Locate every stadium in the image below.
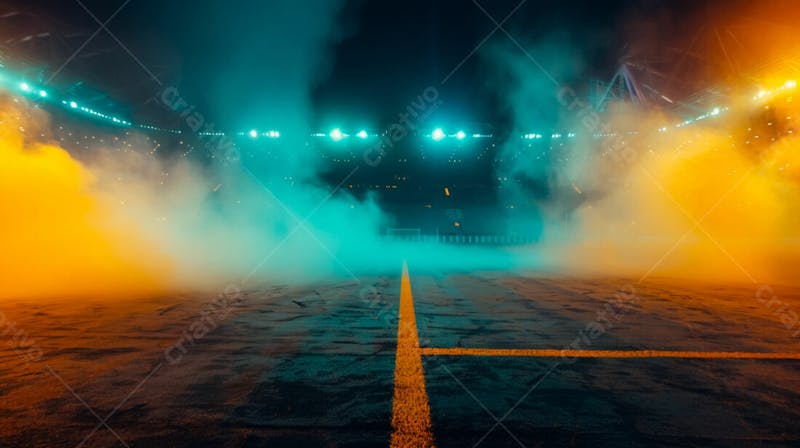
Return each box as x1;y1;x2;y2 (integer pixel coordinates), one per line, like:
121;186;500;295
2;0;800;447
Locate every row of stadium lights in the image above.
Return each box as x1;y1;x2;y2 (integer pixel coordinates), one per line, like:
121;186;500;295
522;132;577;140
10;76;509;142
60;99;132;126
247;128;492;141
239;104;735;141
17;83;503;140
235;101;747;142
12;77;726;141
753;80;796;101
18;82;48;98
8;71;794;141
654;79;795;132
13;79;133;127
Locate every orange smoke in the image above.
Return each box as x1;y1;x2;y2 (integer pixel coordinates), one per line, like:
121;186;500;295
555;75;800;285
0;96;170;299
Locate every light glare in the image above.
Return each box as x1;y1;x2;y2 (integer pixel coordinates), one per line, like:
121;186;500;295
330;128;344;141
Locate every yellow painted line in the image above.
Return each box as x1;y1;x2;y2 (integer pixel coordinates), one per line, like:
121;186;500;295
390;262;435;448
420;347;800;360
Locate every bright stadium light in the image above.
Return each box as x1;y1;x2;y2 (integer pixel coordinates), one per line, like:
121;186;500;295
249;129;258;138
69;101;78;108
356;130;368;139
455;130;466;140
38;90;47;98
330;128;344;141
19;82;30;92
268;130;280;138
786;80;797;89
431;128;445;141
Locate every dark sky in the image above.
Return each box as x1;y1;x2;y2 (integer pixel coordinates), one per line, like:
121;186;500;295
1;0;793;129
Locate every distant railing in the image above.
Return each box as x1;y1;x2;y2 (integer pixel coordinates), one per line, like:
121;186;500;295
384;228;535;245
386;228;422;241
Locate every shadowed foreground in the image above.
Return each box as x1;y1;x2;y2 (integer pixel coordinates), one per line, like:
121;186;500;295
1;270;799;447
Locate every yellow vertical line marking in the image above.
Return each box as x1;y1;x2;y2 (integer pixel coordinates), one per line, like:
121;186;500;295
390;262;435;448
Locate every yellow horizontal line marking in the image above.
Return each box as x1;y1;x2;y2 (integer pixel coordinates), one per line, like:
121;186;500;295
419;348;800;360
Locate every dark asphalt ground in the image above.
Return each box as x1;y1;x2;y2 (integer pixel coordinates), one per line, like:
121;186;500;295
1;268;800;447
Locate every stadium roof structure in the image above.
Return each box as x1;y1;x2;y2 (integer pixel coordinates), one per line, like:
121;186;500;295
2;1;800;142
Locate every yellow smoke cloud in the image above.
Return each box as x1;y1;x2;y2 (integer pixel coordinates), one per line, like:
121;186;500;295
0;96;170;299
555;77;800;285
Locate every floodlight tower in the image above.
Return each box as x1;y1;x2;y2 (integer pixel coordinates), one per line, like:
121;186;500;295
592;63;649;111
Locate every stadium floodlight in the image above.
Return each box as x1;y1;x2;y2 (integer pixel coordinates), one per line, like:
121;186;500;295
455;130;466;140
710;107;721;116
786;80;797;89
19;82;30;92
69;101;78;108
267;130;280;138
330;128;344;141
38;90;47;98
356;130;368;139
249;129;258;138
431;128;445;141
